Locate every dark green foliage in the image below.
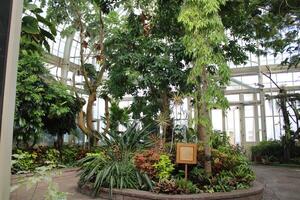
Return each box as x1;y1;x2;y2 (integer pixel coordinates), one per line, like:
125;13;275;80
251;140;283;163
22;0;56;52
175;178;200;194
78;123;154;195
174;125;198;143
211;130;231;149
100;122;154;154
78;154;152;196
15;59;80;148
61;146;80;166
188;144;255;193
43;82;81;150
15;1;79;148
108;101;130;131
14;51;47;148
220;0;300;68
105;5;189;128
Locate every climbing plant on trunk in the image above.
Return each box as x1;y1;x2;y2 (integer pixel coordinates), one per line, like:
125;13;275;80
178;0;230;174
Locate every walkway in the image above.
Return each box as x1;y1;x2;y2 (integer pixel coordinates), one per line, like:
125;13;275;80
254;165;300;200
10;165;300;200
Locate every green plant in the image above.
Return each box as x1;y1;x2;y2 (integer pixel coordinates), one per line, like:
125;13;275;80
190;167;210;186
189;142;255;193
78;122;154;196
61;145;79;166
11;150;37;173
251;140;283;163
100;122;154;155
176;178;200;194
153;179;181;194
153;154;174;180
211;130;230;149
78;153;152;196
44;149;60;166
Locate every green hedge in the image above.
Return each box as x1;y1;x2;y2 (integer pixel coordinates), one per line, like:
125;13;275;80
251;140;283;163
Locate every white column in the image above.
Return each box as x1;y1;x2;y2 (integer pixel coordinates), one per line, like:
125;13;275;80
257;45;267;141
222;109;226;132
0;1;23;199
253;93;260;143
239;94;246;146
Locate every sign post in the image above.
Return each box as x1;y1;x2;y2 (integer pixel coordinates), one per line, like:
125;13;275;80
176;143;197;180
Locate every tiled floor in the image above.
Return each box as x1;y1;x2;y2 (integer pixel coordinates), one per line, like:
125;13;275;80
10;165;300;200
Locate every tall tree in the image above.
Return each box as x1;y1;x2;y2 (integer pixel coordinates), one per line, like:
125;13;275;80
47;0;117;146
106;0;190;143
179;0;230;174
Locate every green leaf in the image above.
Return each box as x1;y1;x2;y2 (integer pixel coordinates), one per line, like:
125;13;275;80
22;16;40;34
40;28;55;41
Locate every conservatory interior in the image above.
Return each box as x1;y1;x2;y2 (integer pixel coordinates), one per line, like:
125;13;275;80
0;0;300;200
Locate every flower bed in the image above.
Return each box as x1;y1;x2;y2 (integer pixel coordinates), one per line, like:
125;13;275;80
77;126;258;197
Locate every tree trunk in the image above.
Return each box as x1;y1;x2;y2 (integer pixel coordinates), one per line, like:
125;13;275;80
279;89;291;162
161;91;172;142
77;111;89;135
198;67;212;175
86;90;98;146
86;91;96;132
57;133;64;161
77;90;98;148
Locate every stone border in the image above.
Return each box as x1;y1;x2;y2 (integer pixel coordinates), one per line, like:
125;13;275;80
78;181;264;200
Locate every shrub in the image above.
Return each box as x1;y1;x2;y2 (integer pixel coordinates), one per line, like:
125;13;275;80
251;140;283;163
191;143;255;193
197;145;235;174
61;146;77;166
11;150;37;173
78;122;154;196
153;154;174;180
153;179;181;194
134;149;160;179
175;178;200;194
78;153;152;196
33;146;60;166
44;149;60;166
12;145;83;174
211;130;230;149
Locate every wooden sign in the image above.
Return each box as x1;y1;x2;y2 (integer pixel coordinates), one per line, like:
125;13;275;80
176;143;197;164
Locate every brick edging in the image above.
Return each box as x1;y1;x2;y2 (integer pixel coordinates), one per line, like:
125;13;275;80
78;181;264;200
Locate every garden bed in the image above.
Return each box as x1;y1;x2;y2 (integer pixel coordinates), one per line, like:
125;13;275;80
78;181;264;200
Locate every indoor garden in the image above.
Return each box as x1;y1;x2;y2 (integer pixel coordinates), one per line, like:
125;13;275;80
3;0;300;200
